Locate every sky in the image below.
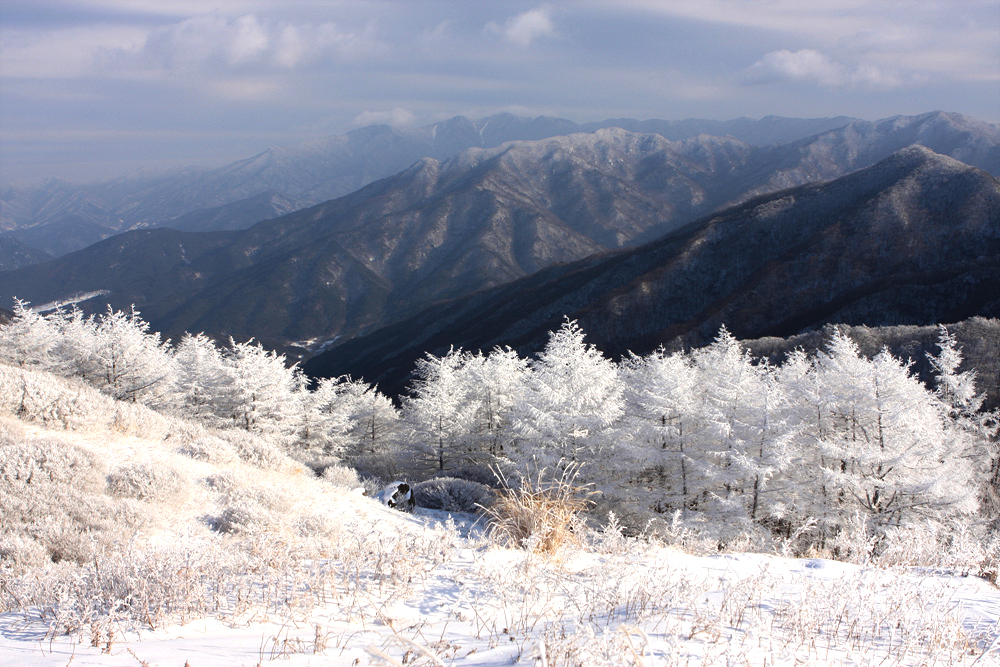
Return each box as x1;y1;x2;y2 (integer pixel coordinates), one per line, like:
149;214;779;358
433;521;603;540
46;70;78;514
1;0;998;184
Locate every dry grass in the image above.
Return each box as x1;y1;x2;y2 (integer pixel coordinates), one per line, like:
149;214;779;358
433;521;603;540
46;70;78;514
484;463;594;554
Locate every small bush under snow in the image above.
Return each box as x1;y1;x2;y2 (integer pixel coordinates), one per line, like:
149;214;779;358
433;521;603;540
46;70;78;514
229;431;288;469
412;477;495;513
321;463;361;489
106;461;183;501
178;435;236;462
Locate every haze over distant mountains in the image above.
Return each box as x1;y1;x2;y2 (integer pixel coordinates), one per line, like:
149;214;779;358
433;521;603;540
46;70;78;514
305;146;1000;392
1;113;856;257
0;110;996;381
3;110;995;258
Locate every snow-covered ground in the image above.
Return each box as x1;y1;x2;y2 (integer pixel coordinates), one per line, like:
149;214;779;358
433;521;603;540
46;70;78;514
1;505;997;666
0;364;997;666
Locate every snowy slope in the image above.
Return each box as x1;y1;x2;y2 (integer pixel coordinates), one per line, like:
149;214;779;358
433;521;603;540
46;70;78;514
0;365;997;666
1;531;997;666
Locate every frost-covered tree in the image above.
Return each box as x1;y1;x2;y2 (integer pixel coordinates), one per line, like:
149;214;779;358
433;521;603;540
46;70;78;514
927;326;1000;521
811;332;977;537
770;348;832;536
403;347;529;475
334;379;404;479
404;349;480;474
927;325;983;415
0;300;60;370
87;306;176;404
221;338;300;440
688;327;792;528
620;348;703;515
291;376;353;456
508;320;624;470
463;347;529;458
727;360;793;524
48;307;101;381
171;333;230;425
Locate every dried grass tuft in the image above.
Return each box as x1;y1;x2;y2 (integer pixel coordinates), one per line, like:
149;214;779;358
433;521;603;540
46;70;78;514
484;463;593;554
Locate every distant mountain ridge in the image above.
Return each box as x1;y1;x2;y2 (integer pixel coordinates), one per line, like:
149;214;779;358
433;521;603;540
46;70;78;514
1;120;997;359
303;146;1000;394
3;111;996;260
0;113;865;256
0;128;778;345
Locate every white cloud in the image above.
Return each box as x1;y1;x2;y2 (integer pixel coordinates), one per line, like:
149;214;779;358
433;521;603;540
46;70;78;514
742;49;902;89
81;13;387;75
486;6;556;49
743;49;846;87
0;25;147;78
351;108;416;128
604;1;924;43
227;15;269;65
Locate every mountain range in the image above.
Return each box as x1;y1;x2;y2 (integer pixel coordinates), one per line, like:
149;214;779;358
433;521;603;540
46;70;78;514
4;110;994;257
0;111;996;386
303;146;1000;393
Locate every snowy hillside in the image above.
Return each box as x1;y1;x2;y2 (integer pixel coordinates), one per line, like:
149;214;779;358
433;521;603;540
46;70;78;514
0;308;998;665
0;376;996;666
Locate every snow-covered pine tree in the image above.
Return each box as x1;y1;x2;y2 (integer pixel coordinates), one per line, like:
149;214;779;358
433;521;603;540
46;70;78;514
927;325;1000;524
48;306;101;382
771;347;832;540
460;348;529;461
620;348;703;516
687;327;760;526
812;331;977;539
221;338;300;441
508;320;624;473
335;378;404;479
727;358;794;525
87;306;175;405
171;332;231;426
292;376;353;457
403;348;481;475
0;300;60;370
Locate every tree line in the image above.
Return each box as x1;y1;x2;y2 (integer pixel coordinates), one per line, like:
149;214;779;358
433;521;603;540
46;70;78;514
1;300;995;553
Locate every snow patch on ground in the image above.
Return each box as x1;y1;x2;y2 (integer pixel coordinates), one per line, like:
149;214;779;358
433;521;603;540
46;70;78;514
2;523;997;666
32;290;111;312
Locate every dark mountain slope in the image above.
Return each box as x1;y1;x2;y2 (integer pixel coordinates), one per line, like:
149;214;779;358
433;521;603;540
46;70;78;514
0;237;52;272
4;111;994;258
0;228;238;315
305;147;1000;394
0;130;768;345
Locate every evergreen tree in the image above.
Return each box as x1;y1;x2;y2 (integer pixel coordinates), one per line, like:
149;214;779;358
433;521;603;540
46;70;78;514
404;348;480;474
171;332;231;426
813;331;977;537
88;306;175;404
620;348;702;515
0;300;59;371
508;320;624;471
222;338;300;440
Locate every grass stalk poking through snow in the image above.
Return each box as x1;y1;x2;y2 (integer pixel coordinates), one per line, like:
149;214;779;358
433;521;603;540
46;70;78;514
484;462;594;555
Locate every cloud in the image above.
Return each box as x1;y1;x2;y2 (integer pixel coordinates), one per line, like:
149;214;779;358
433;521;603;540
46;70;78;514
486;6;556;49
227;15;269;64
96;13;385;74
0;25;147;78
742;49;902;89
351;108;416;128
